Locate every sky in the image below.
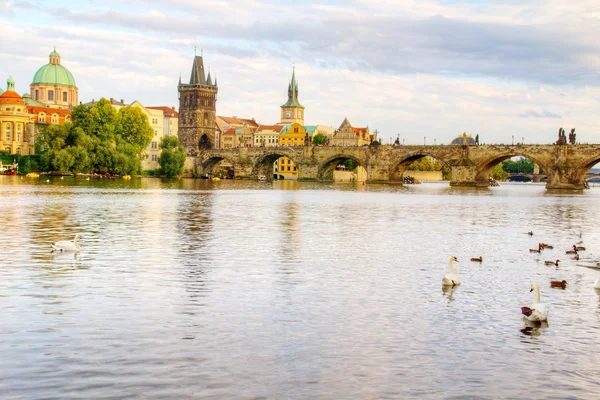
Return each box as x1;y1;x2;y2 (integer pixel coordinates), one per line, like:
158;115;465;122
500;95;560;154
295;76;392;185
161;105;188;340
1;0;600;145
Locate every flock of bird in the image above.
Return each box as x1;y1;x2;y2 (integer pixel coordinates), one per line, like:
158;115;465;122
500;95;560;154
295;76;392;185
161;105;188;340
442;230;600;324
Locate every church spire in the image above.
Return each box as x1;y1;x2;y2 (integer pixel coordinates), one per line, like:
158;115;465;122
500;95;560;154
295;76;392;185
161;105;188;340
281;65;304;109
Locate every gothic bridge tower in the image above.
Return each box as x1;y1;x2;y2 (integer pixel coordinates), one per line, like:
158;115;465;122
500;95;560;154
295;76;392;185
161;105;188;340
178;52;218;154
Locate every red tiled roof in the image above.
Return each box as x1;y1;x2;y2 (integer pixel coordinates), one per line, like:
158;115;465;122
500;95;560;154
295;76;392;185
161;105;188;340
0;91;24;105
147;106;179;118
218;116;259;128
352;127;368;138
27;106;71;116
223;127;236;135
256;125;284;133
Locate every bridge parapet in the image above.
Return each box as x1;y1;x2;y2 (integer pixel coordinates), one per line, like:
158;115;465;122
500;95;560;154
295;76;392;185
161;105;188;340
192;144;600;190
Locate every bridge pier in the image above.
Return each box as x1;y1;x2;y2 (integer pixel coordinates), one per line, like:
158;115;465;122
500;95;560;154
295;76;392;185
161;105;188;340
448;164;487;187
367;164;390;183
545;169;586;190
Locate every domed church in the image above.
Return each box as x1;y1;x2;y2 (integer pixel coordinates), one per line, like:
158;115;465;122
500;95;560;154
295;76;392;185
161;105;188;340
30;48;78;109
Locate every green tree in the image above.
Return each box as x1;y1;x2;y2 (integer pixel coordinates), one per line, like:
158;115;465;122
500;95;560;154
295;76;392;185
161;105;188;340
312;133;327;145
158;135;186;177
116;106;153;149
36;98;154;175
343;158;359;171
491;163;509;181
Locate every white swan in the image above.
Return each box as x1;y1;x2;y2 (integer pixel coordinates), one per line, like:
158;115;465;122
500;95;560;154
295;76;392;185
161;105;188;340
521;282;548;322
442;256;460;286
51;234;81;253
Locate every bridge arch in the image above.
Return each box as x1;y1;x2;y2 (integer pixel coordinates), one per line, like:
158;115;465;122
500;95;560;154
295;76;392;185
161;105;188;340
572;154;600;185
318;153;367;182
254;150;302;181
475;152;550;185
389;152;451;183
199;155;236;177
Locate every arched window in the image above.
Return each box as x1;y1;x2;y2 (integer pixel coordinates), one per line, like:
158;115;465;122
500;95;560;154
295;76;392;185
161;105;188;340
16;148;21;155
39;113;46;123
5;147;10;153
5;123;12;141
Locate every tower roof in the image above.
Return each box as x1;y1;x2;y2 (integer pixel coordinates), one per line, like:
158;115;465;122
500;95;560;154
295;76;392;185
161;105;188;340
281;66;304;109
189;55;206;85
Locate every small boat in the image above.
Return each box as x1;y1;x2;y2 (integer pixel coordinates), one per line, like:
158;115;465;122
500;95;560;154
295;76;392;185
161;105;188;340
122;175;132;180
211;177;221;182
258;175;267;181
26;172;40;178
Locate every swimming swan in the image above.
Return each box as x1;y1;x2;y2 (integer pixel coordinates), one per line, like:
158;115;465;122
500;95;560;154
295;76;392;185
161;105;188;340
521;282;548;322
51;234;81;253
442;256;460;286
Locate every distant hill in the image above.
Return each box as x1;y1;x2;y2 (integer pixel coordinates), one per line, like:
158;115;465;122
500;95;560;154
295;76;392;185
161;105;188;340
589;168;600;175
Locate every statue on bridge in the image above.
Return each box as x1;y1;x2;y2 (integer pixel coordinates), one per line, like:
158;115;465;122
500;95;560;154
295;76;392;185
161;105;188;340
568;128;576;144
475;134;479;145
556;127;567;145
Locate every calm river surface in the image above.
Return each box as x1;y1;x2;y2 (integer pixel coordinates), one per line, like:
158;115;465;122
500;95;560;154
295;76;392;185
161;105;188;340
1;176;600;399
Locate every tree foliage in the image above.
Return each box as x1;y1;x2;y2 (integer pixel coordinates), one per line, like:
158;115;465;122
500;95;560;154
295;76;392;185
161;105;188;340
36;98;153;175
491;163;510;181
312;133;327;145
158;135;186;178
502;158;536;174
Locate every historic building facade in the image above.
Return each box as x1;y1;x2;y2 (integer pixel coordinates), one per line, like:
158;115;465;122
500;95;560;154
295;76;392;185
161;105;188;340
332;117;373;146
178;54;218;154
0;77;35;155
148;106;179;138
30;49;78;109
254;125;284;147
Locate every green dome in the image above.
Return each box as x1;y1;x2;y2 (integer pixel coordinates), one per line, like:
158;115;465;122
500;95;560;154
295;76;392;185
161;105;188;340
32;63;76;87
50;49;60;57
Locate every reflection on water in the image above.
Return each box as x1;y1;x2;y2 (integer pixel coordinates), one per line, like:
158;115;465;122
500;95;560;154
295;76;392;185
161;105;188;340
2;178;600;398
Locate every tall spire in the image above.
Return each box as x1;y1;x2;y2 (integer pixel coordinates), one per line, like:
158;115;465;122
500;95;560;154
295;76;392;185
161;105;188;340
281;65;304;109
206;67;213;86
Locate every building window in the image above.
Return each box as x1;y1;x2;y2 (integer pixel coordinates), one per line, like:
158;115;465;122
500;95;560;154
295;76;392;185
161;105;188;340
16;148;21;155
39;114;46;123
151;141;157;149
5;124;11;141
35;90;39;100
48;91;54;101
63;92;68;102
154;129;158;136
151;154;157;161
5;147;10;153
17;133;20;142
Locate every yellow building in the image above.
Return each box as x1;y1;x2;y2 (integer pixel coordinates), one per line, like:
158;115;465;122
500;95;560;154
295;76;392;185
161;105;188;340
275;123;308;179
30;48;78;109
0;77;35;155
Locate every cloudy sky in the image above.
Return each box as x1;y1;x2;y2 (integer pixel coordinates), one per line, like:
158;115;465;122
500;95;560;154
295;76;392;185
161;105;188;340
1;0;599;145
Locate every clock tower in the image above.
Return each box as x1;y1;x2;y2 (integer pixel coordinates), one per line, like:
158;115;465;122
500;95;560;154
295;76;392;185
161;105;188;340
280;67;304;125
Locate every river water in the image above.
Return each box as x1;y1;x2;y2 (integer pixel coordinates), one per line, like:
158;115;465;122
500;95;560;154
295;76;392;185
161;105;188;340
1;176;600;399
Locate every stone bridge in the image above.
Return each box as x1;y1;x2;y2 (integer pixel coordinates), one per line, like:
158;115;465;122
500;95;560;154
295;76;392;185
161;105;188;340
190;144;600;190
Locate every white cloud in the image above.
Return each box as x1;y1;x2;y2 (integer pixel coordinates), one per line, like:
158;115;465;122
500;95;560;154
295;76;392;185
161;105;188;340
1;0;600;145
